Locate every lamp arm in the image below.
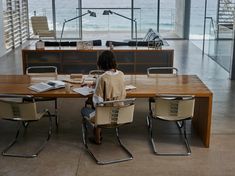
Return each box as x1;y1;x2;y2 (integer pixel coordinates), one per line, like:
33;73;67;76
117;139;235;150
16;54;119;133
59;12;89;49
112;11;134;21
110;11;137;45
111;11;137;49
65;12;89;23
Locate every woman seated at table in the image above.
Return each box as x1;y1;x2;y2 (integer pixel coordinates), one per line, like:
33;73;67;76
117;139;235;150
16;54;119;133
81;50;126;144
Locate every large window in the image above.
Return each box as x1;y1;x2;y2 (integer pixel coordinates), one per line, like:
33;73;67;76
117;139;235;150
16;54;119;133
3;0;28;49
27;0;184;41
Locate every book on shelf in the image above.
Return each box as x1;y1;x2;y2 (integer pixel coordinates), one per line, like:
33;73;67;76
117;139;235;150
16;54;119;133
29;80;66;92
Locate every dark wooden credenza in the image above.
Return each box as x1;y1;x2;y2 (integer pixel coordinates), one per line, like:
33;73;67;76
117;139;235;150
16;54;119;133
22;46;174;74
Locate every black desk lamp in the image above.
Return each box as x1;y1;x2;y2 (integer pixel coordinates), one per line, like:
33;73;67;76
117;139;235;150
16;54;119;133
59;10;96;49
103;10;137;49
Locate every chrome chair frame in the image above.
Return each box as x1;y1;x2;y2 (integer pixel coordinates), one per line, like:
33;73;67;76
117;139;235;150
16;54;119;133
147;95;195;156
0;94;52;158
82;98;135;165
26;66;59;130
88;70;105;76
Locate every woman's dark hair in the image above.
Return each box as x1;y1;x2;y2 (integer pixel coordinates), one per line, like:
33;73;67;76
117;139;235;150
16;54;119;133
97;50;117;71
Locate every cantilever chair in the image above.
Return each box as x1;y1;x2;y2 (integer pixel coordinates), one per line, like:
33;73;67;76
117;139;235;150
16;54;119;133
0;94;52;158
31;16;56;38
84;70;105;108
147;67;179;124
26;66;59;129
147;95;195;156
82;98;135;165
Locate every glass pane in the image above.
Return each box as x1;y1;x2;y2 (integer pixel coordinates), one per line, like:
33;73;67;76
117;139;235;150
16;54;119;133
56;0;80;39
82;0;132;41
204;0;235;72
159;0;178;38
134;0;180;39
28;0;53;37
134;0;158;39
189;0;217;50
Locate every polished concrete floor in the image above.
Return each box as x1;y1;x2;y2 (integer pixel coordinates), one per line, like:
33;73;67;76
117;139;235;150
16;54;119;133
0;40;235;176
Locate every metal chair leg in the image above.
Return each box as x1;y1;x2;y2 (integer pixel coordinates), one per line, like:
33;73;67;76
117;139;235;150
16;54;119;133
146;115;151;128
2;122;22;156
149;118;191;156
82;120;100;163
183;121;191;154
82;120;133;165
2;111;52;158
176;121;183;129
147;99;154;128
54;99;59;130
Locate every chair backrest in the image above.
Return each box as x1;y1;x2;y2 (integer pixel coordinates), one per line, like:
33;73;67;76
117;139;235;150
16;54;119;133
0;95;39;121
147;67;178;76
95;99;135;126
26;66;58;77
154;95;195;121
31;16;50;34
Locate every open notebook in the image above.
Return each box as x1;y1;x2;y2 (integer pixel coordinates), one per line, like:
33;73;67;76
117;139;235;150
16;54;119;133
29;80;66;92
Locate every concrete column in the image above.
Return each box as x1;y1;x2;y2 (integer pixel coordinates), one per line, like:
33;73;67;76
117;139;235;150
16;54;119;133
0;0;6;57
175;0;191;39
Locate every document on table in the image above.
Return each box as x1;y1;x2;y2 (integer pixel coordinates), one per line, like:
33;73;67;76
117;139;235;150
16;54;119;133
73;86;94;96
125;85;136;90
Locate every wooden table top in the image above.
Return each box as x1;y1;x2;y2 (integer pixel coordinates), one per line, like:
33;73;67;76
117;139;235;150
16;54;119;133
0;74;212;98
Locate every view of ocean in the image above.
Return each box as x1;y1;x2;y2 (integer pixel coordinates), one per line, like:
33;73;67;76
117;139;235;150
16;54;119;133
28;0;217;39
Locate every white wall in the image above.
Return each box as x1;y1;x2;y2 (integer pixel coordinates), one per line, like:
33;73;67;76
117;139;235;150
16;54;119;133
0;0;6;57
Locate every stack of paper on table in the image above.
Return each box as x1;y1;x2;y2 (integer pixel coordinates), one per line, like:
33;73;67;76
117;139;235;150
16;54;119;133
63;74;84;84
73;86;94;96
83;76;96;84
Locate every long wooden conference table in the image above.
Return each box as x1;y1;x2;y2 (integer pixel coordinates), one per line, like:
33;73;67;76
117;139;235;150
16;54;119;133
0;74;213;148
